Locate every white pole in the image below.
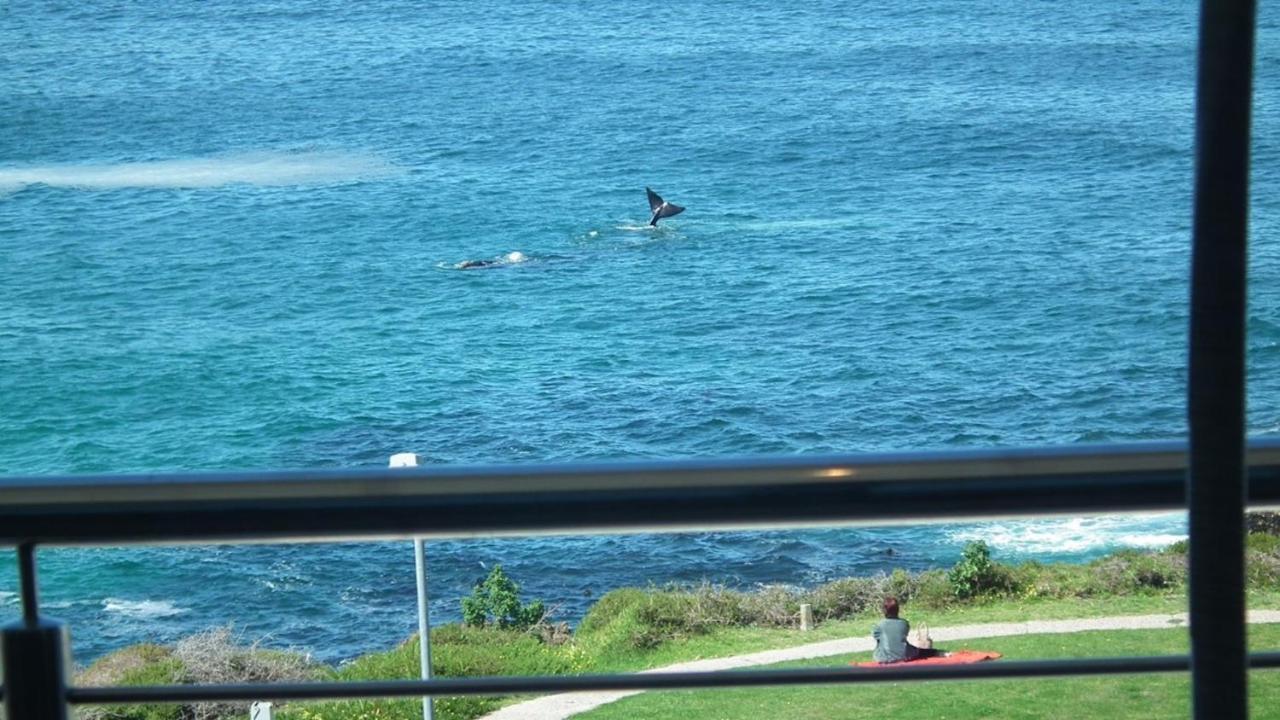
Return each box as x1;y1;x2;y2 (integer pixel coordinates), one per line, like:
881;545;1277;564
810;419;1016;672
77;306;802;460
391;453;433;720
414;537;434;720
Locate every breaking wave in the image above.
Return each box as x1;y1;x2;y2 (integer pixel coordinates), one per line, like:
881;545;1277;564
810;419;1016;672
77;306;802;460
102;598;189;619
947;514;1187;557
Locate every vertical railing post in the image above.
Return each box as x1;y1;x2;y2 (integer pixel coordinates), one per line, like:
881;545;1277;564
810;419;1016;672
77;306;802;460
2;543;71;720
414;538;435;720
391;452;434;720
1188;0;1257;717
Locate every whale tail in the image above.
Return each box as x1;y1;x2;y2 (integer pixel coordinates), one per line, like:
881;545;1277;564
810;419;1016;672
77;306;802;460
646;187;684;226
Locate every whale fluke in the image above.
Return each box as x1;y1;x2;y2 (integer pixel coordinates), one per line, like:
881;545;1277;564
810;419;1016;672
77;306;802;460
646;187;684;226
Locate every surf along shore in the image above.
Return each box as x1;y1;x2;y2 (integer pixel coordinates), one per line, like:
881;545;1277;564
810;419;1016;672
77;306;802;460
74;519;1280;720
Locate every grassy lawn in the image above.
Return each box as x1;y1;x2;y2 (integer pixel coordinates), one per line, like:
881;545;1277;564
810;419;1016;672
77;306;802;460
277;593;1280;720
83;539;1280;720
597;590;1280;672
576;624;1280;720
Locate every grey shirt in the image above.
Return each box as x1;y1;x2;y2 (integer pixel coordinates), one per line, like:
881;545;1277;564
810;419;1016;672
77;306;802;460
872;617;911;663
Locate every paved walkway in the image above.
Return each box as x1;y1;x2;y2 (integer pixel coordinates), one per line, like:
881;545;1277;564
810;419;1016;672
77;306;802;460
480;610;1280;720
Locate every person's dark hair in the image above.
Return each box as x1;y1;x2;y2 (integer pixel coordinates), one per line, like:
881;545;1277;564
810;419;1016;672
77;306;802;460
882;596;899;618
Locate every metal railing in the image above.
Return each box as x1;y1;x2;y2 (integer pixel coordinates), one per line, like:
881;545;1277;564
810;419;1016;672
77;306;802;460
2;441;1279;718
0;440;1276;545
0;0;1259;716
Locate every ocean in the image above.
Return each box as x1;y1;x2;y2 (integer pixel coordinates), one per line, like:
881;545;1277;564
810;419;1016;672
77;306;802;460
1;0;1279;664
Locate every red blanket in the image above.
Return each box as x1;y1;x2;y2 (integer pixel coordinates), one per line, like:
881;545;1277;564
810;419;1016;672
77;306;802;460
851;650;1002;668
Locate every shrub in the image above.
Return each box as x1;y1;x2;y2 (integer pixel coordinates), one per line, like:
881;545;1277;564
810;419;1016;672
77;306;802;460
1248;532;1280;555
1248;550;1280;587
911;569;956;609
884;568;917;604
576;587;680;658
947;541;1016;599
805;577;880;621
429;624;576;677
679;582;751;628
1247;532;1280;587
461;565;546;631
1083;550;1186;596
76;645;186;720
174;627;323;720
739;584;802;627
278;624;580;720
76;630;320;720
576;583;755;651
77;644;182;688
631;585;739;647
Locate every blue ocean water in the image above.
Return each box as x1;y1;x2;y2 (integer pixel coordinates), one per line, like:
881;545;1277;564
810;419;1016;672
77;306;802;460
2;0;1280;663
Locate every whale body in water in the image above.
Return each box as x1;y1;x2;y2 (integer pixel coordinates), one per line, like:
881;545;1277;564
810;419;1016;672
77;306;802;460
456;251;527;269
646;187;684;226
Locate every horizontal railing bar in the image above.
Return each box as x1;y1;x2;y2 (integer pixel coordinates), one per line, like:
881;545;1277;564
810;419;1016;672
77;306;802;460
67;653;1280;704
3;439;1280;544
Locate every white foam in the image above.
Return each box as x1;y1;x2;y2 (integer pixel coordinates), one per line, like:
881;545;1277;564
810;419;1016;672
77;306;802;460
947;514;1186;556
102;598;188;619
1115;533;1187;548
504;251;528;264
389;452;419;468
0;150;401;191
0;590;16;605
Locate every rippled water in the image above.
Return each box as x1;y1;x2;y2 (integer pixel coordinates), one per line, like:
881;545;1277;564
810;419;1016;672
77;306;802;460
2;0;1279;662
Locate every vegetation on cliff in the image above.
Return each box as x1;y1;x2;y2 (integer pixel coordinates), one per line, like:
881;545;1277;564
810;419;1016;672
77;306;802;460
74;527;1280;720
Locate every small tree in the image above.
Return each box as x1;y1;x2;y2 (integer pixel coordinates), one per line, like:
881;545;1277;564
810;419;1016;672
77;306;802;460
462;565;546;630
948;540;1010;599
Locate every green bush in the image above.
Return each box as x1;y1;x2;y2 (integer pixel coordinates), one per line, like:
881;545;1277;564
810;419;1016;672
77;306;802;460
948;541;1017;599
884;568;917;604
1247;532;1280;587
431;624;577;677
910;569;956;609
77;647;186;720
577;584;758;651
575;588;665;660
278;624;582;720
76;632;320;720
1248;550;1280;587
461;565;546;630
1248;532;1280;555
1083;549;1186;596
739;584;802;627
630;585;739;647
805;577;880;621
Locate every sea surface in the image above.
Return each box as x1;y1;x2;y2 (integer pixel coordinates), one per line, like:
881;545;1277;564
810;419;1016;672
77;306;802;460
2;0;1280;664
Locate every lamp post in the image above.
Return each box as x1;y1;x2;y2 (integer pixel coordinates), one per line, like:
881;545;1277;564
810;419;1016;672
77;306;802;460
390;453;434;720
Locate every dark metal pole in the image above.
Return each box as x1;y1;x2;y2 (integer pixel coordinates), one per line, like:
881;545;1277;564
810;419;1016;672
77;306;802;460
2;544;71;720
1188;0;1257;716
19;542;39;627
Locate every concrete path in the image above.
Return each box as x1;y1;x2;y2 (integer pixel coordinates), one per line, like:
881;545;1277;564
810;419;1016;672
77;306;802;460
480;610;1280;720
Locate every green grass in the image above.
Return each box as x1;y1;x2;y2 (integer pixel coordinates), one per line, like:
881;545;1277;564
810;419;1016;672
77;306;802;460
587;590;1280;672
277;593;1280;720
576;624;1280;720
84;534;1280;720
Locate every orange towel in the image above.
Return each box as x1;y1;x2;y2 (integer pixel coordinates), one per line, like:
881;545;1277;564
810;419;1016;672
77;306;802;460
851;650;1002;667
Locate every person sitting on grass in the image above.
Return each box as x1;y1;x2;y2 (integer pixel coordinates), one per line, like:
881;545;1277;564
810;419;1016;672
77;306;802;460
872;596;938;664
